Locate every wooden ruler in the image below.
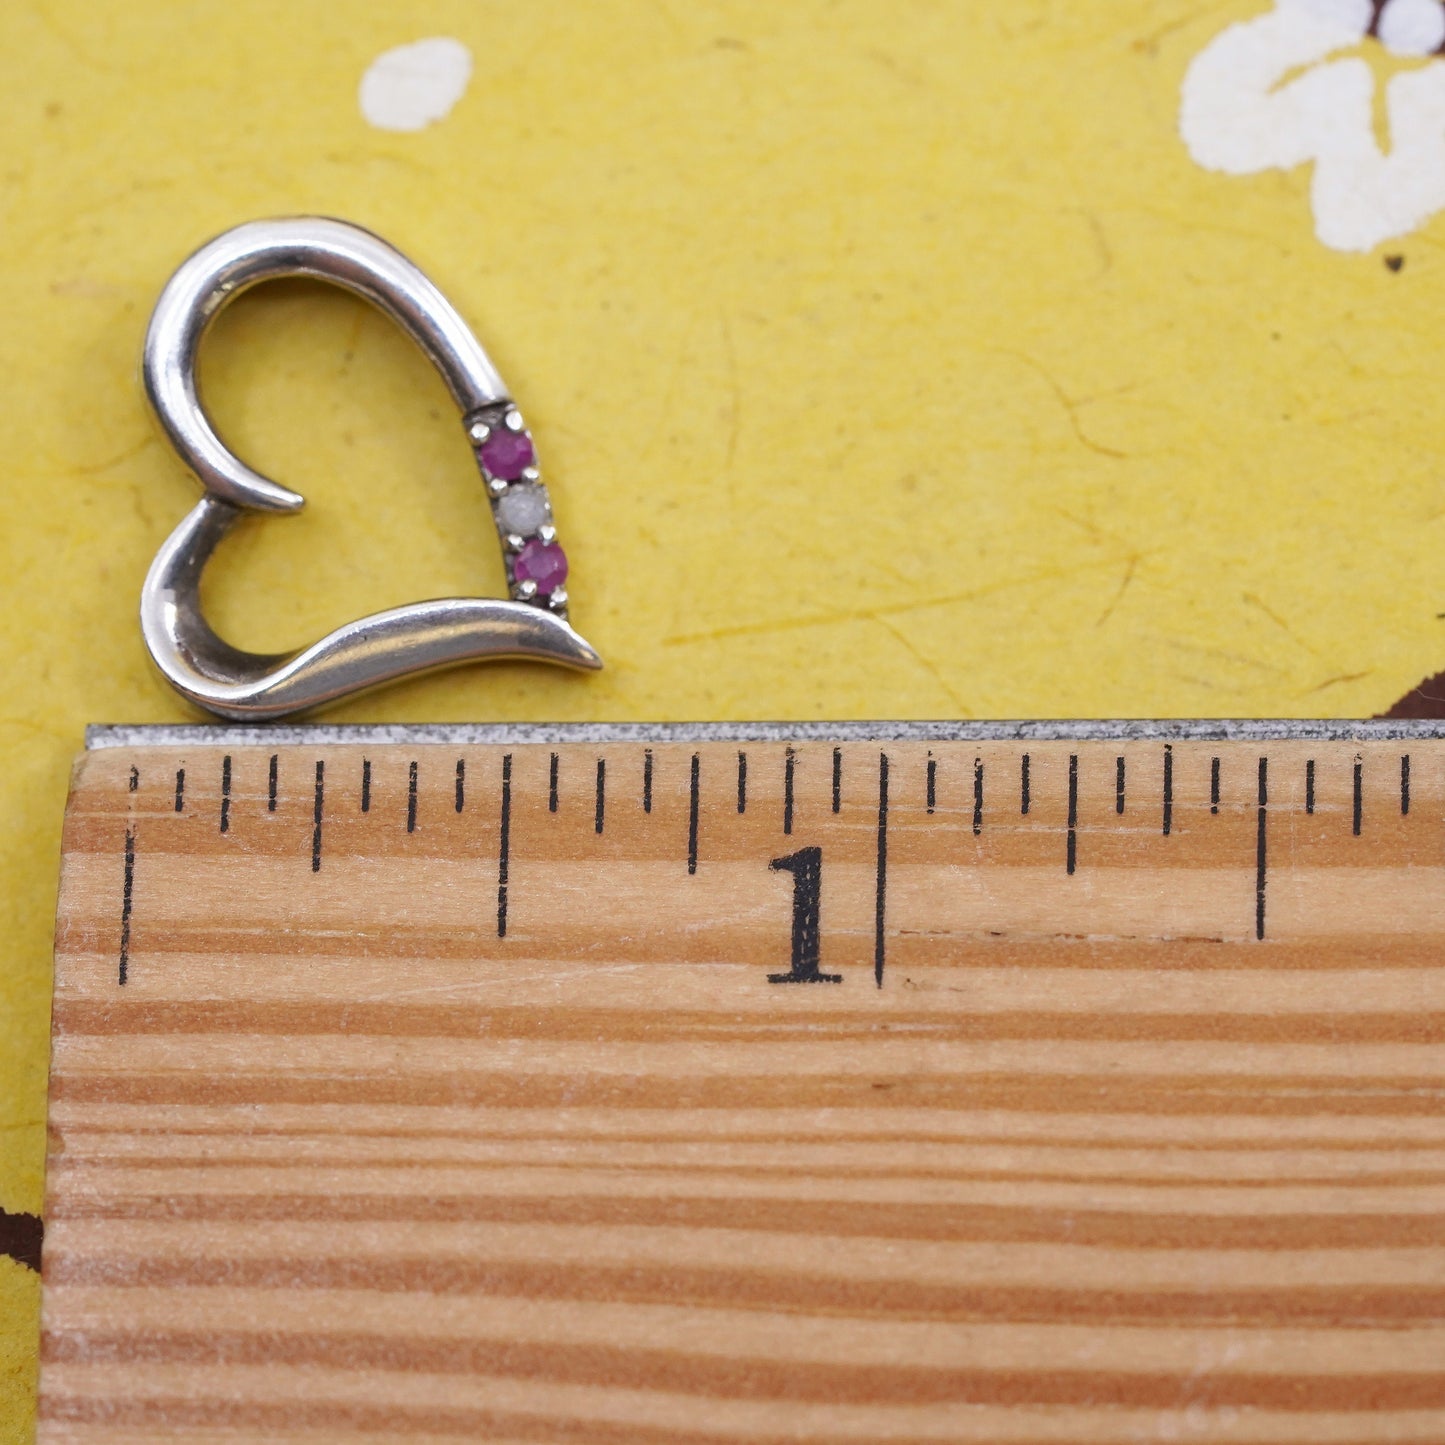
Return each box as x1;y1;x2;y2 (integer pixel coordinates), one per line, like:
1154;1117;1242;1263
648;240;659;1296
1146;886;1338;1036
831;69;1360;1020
40;724;1445;1443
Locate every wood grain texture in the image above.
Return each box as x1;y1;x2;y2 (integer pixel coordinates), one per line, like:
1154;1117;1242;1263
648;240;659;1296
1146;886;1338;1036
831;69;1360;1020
40;740;1445;1442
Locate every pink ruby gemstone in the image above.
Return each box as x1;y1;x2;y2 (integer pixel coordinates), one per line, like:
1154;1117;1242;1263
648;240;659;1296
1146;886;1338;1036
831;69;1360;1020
479;428;535;480
513;539;568;595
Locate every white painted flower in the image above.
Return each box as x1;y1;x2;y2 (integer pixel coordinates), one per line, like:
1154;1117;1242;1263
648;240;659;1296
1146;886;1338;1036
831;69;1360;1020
360;37;473;134
1181;0;1445;251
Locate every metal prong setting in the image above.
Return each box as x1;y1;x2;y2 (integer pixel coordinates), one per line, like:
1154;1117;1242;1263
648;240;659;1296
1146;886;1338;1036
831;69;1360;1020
466;401;570;618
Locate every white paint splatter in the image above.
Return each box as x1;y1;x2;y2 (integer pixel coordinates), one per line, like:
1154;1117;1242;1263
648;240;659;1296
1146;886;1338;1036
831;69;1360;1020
1181;0;1445;252
1380;0;1445;54
360;37;473;134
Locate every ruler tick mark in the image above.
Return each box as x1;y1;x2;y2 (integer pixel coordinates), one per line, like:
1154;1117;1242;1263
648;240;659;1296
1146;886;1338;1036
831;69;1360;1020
973;758;983;836
1162;745;1174;836
1353;759;1363;837
927;754;936;815
643;749;654;815
267;754;279;812
736;751;747;815
407;761;419;833
783;747;795;836
219;755;232;834
832;748;842;814
1306;758;1315;815
173;768;185;814
1210;756;1220;815
1067;754;1079;876
1021;754;1031;816
1256;756;1268;941
455;758;465;813
118;826;135;987
688;753;701;875
497;754;512;938
594;759;606;835
311;761;325;873
549;753;559;814
875;752;889;989
127;765;139;793
1401;754;1411;816
360;759;371;814
1115;755;1125;815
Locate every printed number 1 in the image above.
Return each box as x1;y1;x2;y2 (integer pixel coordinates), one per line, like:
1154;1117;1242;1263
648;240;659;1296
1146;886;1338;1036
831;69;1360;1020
769;846;841;984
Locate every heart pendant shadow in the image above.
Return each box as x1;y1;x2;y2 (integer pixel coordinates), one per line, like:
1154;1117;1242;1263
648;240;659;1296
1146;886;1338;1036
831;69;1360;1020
140;217;601;721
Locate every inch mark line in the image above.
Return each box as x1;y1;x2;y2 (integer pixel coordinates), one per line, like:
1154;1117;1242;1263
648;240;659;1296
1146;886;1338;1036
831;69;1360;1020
267;754;278;812
973;758;984;837
1256;756;1268;941
1067;754;1079;877
408;761;419;833
926;754;937;815
594;758;606;834
1402;754;1411;816
1353;758;1363;837
1115;755;1125;815
1020;753;1030;816
1305;758;1315;815
1210;756;1221;816
219;754;232;835
832;747;842;814
644;748;654;815
128;765;139;793
1162;745;1174;837
688;753;701;875
783;747;796;836
497;754;513;938
549;753;559;814
737;751;747;815
361;759;371;814
875;752;889;989
455;758;466;814
174;768;185;814
118;826;136;987
311;761;325;873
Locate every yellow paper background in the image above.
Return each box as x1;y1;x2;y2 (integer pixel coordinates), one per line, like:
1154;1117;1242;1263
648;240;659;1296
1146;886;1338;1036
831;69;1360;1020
4;0;1444;1433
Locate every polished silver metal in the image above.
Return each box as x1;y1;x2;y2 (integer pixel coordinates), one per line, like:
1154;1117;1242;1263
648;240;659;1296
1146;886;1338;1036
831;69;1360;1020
140;216;600;721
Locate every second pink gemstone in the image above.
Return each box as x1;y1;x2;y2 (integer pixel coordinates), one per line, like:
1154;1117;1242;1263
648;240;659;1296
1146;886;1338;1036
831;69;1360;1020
513;539;568;595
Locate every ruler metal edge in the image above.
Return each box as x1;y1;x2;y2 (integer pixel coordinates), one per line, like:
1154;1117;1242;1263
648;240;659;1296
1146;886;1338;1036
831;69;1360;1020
85;718;1445;748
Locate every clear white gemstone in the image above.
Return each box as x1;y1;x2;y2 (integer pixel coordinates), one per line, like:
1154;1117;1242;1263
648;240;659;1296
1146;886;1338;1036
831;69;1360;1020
495;483;550;535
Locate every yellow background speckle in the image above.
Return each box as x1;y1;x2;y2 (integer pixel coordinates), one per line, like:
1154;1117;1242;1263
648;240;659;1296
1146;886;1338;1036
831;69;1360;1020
3;0;1443;1433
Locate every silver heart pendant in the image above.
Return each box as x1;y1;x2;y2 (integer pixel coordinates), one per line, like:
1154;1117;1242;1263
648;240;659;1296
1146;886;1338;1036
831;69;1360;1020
139;216;601;720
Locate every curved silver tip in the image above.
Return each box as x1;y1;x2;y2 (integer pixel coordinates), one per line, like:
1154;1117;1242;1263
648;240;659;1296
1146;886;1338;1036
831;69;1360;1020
142;500;602;721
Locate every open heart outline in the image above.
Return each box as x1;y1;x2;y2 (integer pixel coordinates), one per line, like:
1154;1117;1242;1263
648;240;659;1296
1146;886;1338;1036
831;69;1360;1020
139;216;601;720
